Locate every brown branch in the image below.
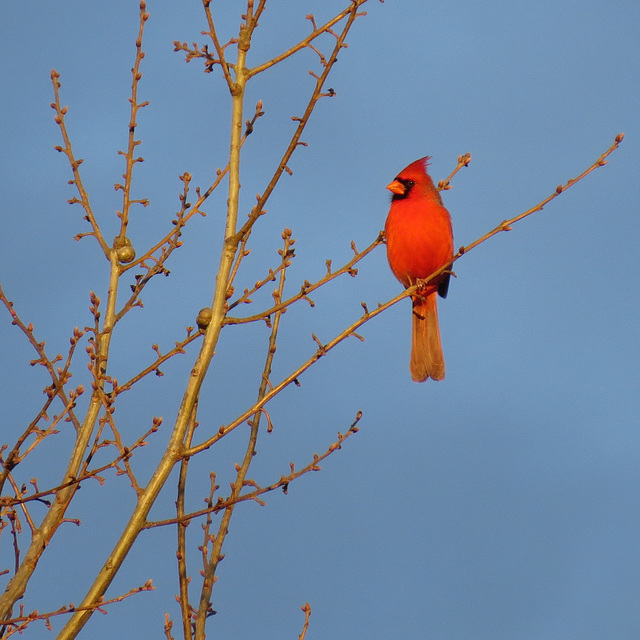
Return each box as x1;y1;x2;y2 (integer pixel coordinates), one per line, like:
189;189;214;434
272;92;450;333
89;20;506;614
249;0;268;27
114;328;201;395
6;476;36;536
195;473;218;625
247;3;368;77
0;582;154;637
8;390;79;465
114;0;151;239
164;612;175;640
226;233;384;324
298;603;312;640
224;230;252;305
0;285;82;435
201;0;236;90
227;228;295;311
438;152;472;191
7;509;21;579
458;133;624;255
0;392;56;494
96;391;143;495
1;418;162;509
50;71;110;257
176;404;198;640
144;412;362;529
0;394;58;499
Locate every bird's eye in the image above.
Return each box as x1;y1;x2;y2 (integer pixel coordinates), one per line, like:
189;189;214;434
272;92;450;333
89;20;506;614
390;177;416;201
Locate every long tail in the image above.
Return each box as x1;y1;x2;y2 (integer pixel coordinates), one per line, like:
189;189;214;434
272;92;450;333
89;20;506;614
411;293;445;382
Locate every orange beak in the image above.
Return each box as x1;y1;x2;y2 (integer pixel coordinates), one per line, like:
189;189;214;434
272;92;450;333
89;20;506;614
386;179;405;195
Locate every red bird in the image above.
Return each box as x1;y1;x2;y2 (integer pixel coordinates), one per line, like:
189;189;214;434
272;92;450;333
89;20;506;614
385;157;454;382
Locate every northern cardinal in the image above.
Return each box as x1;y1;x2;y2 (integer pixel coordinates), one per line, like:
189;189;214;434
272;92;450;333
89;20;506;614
385;157;454;382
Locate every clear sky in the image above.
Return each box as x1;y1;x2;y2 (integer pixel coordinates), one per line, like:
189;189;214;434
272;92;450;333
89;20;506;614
1;1;639;638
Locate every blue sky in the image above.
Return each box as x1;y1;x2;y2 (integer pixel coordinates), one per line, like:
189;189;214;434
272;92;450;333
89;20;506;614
1;1;639;638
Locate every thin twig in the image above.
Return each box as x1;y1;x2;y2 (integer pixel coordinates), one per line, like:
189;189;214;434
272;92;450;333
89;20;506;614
176;404;198;640
0;285;82;434
201;1;236;91
114;0;151;238
0;582;154;638
226;234;384;323
248;3;367;77
114;329;201;395
145;412;362;529
438;152;472;191
457;133;624;256
227;228;295;311
50;71;110;257
299;603;312;640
